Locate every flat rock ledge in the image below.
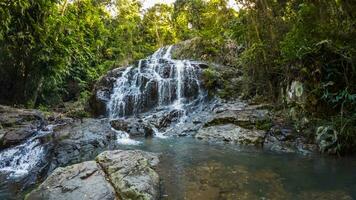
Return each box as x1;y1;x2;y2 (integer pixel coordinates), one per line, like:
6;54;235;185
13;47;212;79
194;101;317;154
196;124;265;146
25;150;160;200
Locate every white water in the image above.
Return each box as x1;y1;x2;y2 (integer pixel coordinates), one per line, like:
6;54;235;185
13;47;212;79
111;128;141;145
0;125;56;178
0;139;44;178
152;126;168;139
107;45;205;143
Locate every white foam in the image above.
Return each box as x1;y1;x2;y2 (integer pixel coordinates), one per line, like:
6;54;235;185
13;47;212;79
0;139;44;178
152;127;168;139
111;128;141;145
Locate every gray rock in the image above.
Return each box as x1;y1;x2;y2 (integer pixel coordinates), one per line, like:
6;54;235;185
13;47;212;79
25;161;117;200
89;68;127;116
96;150;160;200
264;125;317;154
206;105;271;130
0;105;44;148
316;126;338;154
51;118;117;168
26;150;160;200
196;124;266;146
156;109;184;129
110;118;153;138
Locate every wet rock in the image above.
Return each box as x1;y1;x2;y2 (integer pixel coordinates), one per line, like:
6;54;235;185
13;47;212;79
286;80;306;105
110;118;153;137
51;118;117;168
0;105;44;149
268;126;295;141
315;126;338;154
264;125;317;154
25;161;117;200
157;109;184;129
96;150;160;200
206;105;271;130
196;124;266;146
89;68;126;117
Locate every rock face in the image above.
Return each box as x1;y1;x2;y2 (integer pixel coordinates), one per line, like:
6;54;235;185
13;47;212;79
51;118;117;168
26;150;160;200
110;118;153;137
89;68;127;116
193;101;269;146
0;105;44;149
192;100;317;154
90;46;207;118
196;124;266;146
25;161;117;200
205;105;271;130
96;150;160;200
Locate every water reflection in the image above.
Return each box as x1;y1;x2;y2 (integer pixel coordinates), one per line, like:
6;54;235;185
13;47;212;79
118;137;356;200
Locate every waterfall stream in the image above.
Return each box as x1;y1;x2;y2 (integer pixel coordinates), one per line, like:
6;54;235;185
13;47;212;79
107;46;206;142
0;125;55;178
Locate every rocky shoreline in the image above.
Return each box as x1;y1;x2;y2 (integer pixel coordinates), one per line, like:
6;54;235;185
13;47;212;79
0;97;331;200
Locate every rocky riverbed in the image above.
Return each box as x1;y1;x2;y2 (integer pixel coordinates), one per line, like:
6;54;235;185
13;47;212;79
0;99;334;200
0;46;354;200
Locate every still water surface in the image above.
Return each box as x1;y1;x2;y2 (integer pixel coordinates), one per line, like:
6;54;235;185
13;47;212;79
1;137;355;200
120;137;356;200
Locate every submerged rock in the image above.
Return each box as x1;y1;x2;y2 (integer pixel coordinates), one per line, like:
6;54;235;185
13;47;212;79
26;150;160;200
196;124;266;146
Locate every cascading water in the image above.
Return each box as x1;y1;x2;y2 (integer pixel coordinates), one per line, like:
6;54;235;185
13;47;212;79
107;45;206;140
0;125;54;178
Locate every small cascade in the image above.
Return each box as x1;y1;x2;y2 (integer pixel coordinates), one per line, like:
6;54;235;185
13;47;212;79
0;139;44;178
111;128;141;145
0;125;55;178
107;45;207;140
152;126;167;139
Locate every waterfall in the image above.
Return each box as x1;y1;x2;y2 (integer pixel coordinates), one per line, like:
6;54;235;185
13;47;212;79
108;45;204;118
107;45;206;139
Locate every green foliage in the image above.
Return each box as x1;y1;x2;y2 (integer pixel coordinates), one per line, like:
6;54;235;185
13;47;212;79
202;68;221;96
318;114;356;155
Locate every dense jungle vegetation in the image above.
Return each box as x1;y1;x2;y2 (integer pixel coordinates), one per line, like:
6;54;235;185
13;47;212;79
0;0;355;154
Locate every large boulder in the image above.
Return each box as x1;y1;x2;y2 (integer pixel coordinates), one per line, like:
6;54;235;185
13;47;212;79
205;105;271;130
25;161;117;200
96;150;160;200
110;118;153;137
0;105;45;149
51;118;117;168
26;150;160;200
196;124;266;146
